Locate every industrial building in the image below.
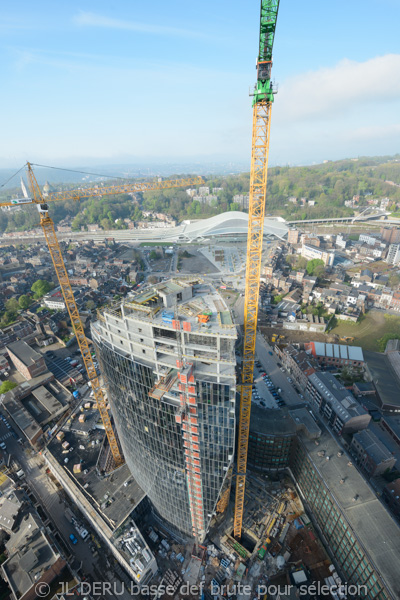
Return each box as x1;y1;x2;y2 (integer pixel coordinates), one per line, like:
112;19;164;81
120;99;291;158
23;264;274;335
91;278;237;541
305;341;365;368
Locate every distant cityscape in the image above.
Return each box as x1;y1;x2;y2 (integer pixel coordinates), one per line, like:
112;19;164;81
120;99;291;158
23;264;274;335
0;193;399;598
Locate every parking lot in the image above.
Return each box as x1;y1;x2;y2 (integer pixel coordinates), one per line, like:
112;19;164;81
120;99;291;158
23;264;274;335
255;333;304;407
252;360;286;410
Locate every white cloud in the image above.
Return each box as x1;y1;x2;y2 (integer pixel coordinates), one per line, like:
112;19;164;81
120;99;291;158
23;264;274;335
275;54;400;122
73;11;205;39
342;124;400;142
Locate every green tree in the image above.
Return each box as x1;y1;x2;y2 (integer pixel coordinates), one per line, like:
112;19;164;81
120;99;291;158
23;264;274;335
313;263;326;278
86;300;96;311
31;280;53;299
5;298;19;314
389;273;400;289
0;381;17;394
18;295;31;309
306;258;325;276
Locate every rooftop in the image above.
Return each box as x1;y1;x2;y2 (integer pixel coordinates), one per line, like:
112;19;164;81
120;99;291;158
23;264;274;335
2;511;64;599
98;278;236;338
249;405;321;439
306;341;364;362
300;430;400;599
6;340;43;367
48;424;145;530
365;350;400;409
2;394;42;442
308;372;367;422
352;429;394;464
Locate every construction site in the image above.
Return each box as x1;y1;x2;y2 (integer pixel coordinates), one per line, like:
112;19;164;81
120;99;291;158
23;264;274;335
1;1;399;600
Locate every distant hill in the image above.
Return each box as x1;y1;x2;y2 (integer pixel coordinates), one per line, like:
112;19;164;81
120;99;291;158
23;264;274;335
0;154;399;234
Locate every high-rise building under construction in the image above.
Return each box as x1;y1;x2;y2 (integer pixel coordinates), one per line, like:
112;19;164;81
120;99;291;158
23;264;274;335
91;278;237;540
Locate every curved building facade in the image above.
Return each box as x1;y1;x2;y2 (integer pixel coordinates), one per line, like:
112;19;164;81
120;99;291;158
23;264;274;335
91;278;237;540
173;211;288;242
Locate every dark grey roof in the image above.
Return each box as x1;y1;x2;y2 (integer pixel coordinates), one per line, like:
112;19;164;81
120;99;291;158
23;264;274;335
6;340;42;367
352;429;394;464
300;431;400;599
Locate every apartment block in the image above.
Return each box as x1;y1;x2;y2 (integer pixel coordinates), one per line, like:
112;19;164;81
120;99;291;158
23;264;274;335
306;372;370;435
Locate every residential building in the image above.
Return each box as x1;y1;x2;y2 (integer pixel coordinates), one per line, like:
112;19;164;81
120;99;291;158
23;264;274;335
91;278;237;541
351;429;396;477
386;243;400;265
6;340;47;380
275;344;319;391
306;372;370;435
335;234;347;249
43;289;66;310
359;233;379;246
301;243;335;266
2;511;66;600
381;226;400;245
287;229;299;245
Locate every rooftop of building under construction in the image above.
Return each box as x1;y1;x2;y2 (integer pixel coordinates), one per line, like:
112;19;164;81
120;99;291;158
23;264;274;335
97;277;236;338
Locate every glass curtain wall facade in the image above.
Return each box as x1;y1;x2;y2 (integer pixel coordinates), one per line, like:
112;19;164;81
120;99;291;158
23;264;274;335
291;442;390;600
91;280;237;541
95;342;193;537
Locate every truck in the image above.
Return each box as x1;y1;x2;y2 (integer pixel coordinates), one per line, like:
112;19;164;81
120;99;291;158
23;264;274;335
16;469;25;479
72;390;80;400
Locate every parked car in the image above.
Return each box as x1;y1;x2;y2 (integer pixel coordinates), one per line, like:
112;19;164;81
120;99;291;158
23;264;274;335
69;533;78;545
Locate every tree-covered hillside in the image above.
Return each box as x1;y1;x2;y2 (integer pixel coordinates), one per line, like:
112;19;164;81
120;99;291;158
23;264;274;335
0;155;400;232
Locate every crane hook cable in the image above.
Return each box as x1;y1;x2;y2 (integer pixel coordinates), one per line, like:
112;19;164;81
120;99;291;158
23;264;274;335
31;162;139;181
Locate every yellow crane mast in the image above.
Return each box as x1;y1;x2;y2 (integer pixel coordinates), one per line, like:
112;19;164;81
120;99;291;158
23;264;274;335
234;0;280;539
2;163;203;467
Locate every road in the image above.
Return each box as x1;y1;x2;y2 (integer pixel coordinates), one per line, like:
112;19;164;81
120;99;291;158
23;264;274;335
0;418;97;571
255;333;304;408
0;415;130;598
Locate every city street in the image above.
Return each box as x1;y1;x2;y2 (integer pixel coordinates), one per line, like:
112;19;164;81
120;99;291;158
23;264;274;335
0;413;129;598
255;333;304;408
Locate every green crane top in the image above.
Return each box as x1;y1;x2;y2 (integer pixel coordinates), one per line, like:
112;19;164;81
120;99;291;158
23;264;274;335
253;0;280;106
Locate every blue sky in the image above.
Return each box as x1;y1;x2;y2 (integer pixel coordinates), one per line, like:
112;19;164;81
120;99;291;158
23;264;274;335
1;0;400;169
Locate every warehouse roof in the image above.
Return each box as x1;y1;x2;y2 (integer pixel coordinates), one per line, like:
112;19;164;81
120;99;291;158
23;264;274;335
306;341;364;362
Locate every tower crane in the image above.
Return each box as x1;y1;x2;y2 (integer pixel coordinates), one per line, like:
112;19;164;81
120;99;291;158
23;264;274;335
233;0;280;539
0;163;203;467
